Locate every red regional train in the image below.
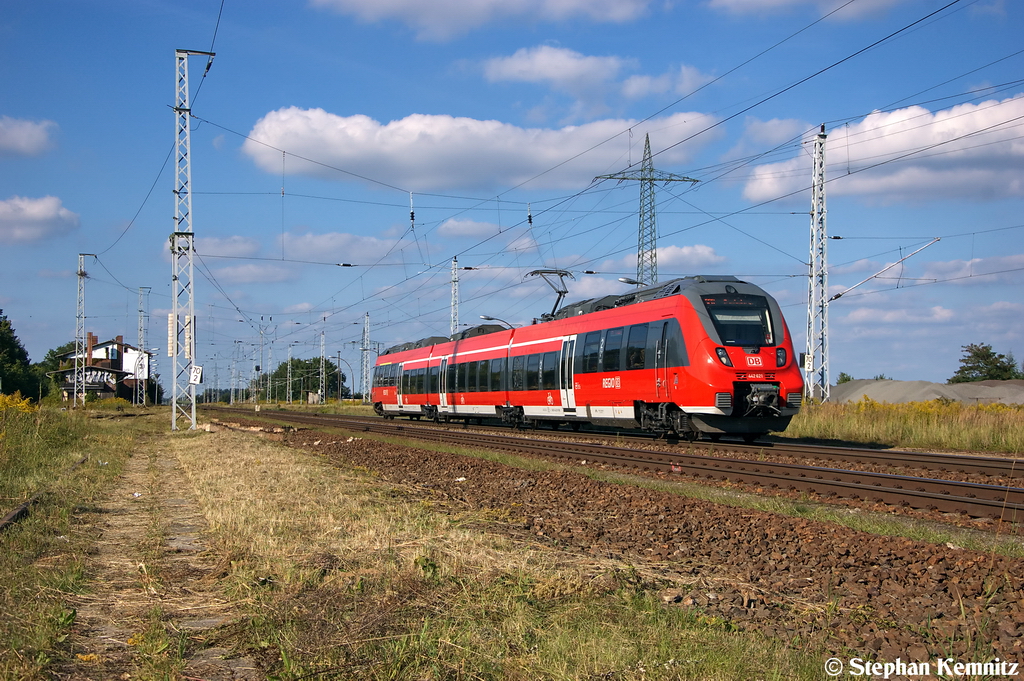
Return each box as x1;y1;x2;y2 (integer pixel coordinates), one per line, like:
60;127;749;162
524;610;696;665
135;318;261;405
371;275;803;440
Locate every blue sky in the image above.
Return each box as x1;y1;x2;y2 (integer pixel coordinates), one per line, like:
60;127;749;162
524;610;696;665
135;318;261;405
1;0;1022;393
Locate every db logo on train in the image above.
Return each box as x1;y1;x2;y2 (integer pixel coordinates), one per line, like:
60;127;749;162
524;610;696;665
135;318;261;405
746;356;763;367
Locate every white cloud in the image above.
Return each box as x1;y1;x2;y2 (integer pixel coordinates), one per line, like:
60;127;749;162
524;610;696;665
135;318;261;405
0;196;79;243
743;95;1024;203
212;263;297;285
707;0;909;18
658;244;727;269
484;45;630;118
919;253;1024;285
831;258;882;276
283;302;315;314
438;218;499;238
563;275;630;301
484;45;627;92
0;116;57;157
196;236;262;258
596;243;726;274
844;305;955;325
485;47;712;118
244;108;719;191
280;230;396;262
622;65;714;99
311;0;650;40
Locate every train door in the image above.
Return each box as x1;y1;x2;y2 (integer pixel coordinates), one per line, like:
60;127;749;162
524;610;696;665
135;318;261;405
655;322;670;401
396;363;404;408
439;358;449;409
560;338;577;413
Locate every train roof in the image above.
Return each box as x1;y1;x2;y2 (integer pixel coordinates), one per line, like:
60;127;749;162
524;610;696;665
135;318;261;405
380;275;748;356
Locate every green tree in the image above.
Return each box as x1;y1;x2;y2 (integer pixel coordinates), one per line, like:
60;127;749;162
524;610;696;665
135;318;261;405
948;343;1023;384
32;340;76;399
835;372;854;384
0;310;39;398
261;358;348;403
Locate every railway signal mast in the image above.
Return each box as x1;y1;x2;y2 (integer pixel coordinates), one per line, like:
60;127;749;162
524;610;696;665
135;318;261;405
595;134;698;286
805;125;830;403
169;49;214;430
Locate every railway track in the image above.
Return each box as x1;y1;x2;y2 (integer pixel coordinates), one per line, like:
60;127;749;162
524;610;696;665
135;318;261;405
205;407;1024;522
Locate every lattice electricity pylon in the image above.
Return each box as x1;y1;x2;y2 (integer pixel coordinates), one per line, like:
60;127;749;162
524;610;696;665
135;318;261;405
805;125;830;403
170;49;213;430
595;134;697;286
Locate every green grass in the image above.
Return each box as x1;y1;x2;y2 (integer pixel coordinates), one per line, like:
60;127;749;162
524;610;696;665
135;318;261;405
0;403;144;679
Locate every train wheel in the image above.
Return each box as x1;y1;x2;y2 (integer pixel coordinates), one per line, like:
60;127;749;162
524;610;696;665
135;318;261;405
570;422;582;432
742;433;764;443
707;433;721;442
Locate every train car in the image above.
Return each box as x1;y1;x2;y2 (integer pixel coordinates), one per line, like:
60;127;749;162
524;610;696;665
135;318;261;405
371;275;803;440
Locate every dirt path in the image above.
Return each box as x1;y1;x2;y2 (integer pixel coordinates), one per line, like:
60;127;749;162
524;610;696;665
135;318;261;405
55;436;259;680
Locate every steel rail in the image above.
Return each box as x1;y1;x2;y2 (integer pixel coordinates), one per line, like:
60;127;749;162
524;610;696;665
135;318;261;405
223;408;1024;478
207;408;1024;521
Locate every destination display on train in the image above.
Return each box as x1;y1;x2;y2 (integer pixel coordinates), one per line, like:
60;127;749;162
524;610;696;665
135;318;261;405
702;294;767;307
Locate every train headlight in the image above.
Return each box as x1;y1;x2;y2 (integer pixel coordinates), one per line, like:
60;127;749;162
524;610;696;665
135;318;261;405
776;348;787;367
715;347;733;367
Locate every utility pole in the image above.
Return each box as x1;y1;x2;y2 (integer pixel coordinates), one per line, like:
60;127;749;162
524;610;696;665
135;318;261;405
74;254;93;408
450;256;459;337
170;49;213;430
136;286;150;406
805;124;830;403
595;134;697;286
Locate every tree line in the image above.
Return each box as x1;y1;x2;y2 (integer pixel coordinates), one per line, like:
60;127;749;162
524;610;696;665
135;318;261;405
836;343;1022;385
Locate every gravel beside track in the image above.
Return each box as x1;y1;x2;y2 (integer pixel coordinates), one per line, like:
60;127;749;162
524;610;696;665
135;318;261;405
220;417;1024;662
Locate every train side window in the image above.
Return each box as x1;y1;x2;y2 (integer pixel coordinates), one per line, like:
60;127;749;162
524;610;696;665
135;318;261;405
542;351;558;390
526;354;541;390
581;332;601;373
490;357;505;392
512;356;525;390
479;359;490;392
429;365;440;393
446;362;455;393
626;323;649;370
465;361;476;392
418;367;427;394
603;327;623;372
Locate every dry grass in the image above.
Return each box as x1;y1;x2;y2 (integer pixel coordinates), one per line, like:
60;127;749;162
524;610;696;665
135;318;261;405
168;429;822;679
786;397;1024;453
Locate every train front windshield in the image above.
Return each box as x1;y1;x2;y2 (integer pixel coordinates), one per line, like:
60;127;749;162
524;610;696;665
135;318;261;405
702;294;774;347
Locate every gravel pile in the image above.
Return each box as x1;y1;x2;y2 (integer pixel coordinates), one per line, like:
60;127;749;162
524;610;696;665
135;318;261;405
832;379;1024;405
288;431;1024;661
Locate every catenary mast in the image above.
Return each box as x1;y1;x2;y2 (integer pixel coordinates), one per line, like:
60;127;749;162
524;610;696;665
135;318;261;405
170;49;213;430
805;125;830;402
